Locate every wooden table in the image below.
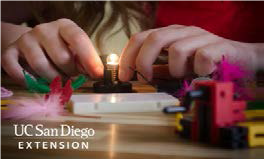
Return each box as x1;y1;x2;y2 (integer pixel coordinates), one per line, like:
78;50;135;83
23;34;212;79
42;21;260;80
1;79;263;159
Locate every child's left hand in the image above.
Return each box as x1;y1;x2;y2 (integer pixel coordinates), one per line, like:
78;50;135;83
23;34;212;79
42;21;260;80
119;25;260;82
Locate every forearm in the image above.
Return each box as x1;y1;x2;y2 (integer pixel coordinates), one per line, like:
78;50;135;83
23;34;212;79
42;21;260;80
1;22;31;51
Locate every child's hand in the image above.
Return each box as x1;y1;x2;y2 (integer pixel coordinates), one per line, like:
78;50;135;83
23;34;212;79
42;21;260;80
119;25;258;82
2;18;103;83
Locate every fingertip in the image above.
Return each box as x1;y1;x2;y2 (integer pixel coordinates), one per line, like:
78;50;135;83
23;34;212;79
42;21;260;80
194;51;215;76
118;68;128;82
194;62;215;76
92;65;104;78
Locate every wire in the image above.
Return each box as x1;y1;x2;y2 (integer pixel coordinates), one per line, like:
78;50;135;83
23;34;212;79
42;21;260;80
128;66;176;94
128;66;156;87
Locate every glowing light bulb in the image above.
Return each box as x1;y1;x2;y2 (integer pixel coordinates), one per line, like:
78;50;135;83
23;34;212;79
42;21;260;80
105;54;119;83
106;54;119;65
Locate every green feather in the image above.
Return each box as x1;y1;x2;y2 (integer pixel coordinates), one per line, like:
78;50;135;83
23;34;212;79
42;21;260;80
36;77;50;85
71;75;87;90
23;70;50;93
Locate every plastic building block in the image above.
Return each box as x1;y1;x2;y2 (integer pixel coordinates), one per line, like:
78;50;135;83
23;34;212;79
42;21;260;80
245;110;264;120
196;104;211;142
247;100;264;110
219;126;248;149
175;113;183;132
71;93;179;114
181;88;209;112
191;81;246;144
239;122;264;147
1;100;13;106
179;117;192;139
1;99;13;110
163;106;186;114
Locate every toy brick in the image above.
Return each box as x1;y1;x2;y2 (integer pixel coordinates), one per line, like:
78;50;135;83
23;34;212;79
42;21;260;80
179;117;192;139
191;81;247;144
247;100;264;110
245;110;264;120
1;100;13;106
239;122;264;147
175;113;183;132
231;101;247;122
219;126;248;149
197;104;211;142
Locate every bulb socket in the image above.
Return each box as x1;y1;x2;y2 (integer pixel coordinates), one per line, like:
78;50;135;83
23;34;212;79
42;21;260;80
93;63;132;93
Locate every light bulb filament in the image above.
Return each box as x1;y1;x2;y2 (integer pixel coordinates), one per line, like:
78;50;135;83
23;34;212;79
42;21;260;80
106;54;119;65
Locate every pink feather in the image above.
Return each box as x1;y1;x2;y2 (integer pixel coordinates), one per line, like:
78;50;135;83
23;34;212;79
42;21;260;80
175;80;192;98
2;94;64;120
1;87;13;98
213;56;253;100
212;56;249;81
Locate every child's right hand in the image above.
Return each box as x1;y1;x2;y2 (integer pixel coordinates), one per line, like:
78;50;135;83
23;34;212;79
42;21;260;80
1;18;104;83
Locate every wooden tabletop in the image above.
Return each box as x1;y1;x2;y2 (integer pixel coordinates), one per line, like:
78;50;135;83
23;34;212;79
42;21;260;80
1;78;263;159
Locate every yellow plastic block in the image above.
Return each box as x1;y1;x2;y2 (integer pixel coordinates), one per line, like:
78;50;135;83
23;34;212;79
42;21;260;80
175;113;183;132
239;122;264;147
1;99;13;106
245;110;264;119
1;106;8;110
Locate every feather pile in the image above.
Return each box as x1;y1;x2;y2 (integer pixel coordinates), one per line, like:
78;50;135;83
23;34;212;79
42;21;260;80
2;76;73;120
2;94;63;120
23;70;87;93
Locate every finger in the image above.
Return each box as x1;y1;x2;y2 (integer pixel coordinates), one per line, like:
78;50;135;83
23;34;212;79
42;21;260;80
58;19;103;78
118;29;157;82
168;34;222;77
17;34;60;80
1;46;25;83
119;24;184;82
136;26;205;81
33;24;78;76
194;41;237;76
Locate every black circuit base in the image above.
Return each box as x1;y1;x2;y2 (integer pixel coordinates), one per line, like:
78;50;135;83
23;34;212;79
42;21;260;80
93;81;132;93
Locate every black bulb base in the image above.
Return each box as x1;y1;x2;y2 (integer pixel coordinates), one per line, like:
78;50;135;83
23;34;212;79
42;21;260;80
93;81;132;93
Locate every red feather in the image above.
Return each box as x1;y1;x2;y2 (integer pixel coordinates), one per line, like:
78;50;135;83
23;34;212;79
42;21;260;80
60;80;73;105
49;76;62;94
45;76;73;105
